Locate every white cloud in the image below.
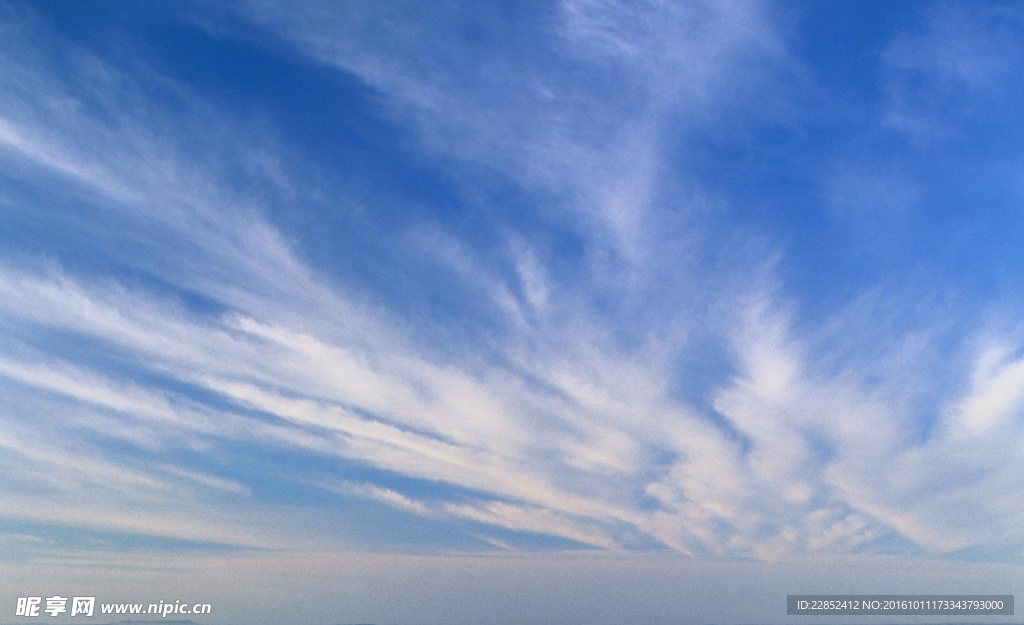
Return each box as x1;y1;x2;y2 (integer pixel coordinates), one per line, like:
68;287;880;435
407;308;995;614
2;0;1024;569
0;355;182;425
955;344;1024;434
235;0;785;270
882;3;1024;142
317;480;432;517
444;500;619;550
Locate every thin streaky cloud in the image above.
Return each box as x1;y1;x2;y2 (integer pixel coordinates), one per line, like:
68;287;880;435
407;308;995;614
4;3;1024;623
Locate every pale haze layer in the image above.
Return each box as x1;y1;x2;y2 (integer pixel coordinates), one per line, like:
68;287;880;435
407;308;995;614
1;1;1024;624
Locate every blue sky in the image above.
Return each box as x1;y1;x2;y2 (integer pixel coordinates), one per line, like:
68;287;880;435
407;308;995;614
2;1;1024;623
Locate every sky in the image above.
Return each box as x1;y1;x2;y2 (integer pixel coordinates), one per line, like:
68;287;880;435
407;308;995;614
2;1;1024;624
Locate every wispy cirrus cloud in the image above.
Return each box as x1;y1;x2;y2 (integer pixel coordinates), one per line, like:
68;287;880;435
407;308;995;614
882;3;1024;142
2;2;1024;590
235;0;785;267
